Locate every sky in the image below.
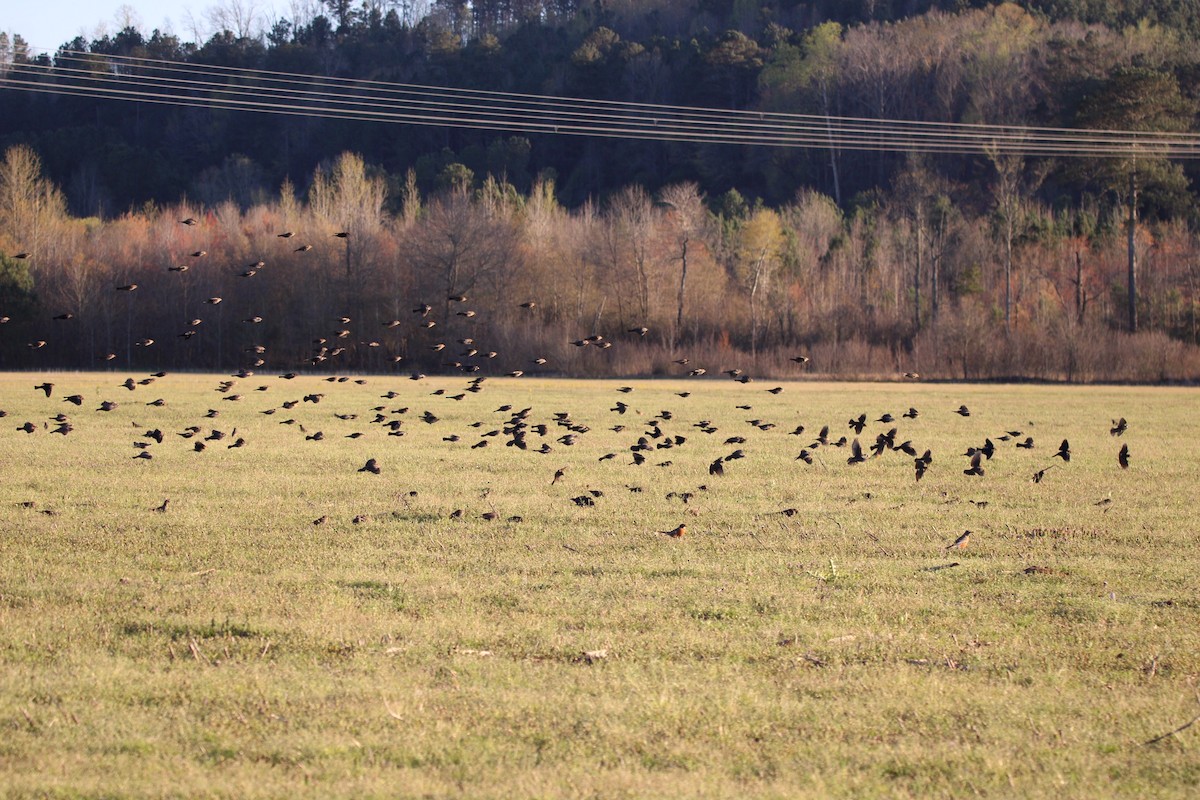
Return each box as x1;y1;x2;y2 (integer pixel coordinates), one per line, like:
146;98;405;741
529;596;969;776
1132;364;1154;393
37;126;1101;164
5;2;282;54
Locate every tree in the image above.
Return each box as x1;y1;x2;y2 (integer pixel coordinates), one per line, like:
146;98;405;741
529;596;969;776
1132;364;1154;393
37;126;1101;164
1072;67;1195;333
734;207;785;360
309;152;387;277
657;182;709;346
986;147;1048;333
0;145;68;267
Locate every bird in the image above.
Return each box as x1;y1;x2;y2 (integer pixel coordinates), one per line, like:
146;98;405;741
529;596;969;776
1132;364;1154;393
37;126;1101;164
333;231;349;238
628;326;649;336
153;499;169;512
1053;439;1071;462
1118;443;1130;469
180;217;197;225
206;297;222;305
662;524;686;538
190;250;207;258
277;231;294;238
34;382;53;397
294;244;313;252
1032;465;1055;483
358;458;381;475
168;264;189;272
551;468;565;485
963;451;985;477
520;301;537;309
945;530;971;550
14;252;31;258
53;312;74;321
914;456;930;481
64;394;83;405
955;405;970;417
1110;418;1128;437
847;439;865;465
790;356;810;364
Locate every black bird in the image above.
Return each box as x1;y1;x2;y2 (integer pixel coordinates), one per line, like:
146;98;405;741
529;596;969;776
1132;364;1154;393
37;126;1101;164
1053;439;1071;462
1110;418;1128;437
359;458;381;475
1118;443;1130;469
1016;436;1035;449
34;382;53;397
64;394;83;405
849;414;867;434
903;407;919;419
709;458;725;476
955;405;970;417
1032;465;1055;483
333;231;350;238
847;439;865;465
914;458;929;481
963;451;985;477
796;449;813;464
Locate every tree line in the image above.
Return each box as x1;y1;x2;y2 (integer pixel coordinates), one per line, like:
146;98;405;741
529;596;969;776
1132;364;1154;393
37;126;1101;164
1;2;1200;379
2;143;1198;381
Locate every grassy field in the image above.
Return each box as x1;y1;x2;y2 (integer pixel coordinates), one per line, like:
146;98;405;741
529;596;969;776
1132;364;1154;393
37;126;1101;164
0;371;1197;798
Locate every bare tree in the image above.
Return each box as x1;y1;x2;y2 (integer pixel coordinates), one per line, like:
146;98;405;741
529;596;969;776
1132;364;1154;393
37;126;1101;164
657;182;708;346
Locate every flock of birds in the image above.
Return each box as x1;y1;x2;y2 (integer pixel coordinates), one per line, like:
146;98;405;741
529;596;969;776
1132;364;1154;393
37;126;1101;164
2;219;1134;552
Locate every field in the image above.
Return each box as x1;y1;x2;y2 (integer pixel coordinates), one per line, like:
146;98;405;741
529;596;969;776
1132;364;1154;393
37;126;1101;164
0;371;1197;798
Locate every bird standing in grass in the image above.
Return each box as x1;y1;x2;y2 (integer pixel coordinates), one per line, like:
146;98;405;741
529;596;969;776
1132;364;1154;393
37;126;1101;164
946;530;971;550
662;524;687;538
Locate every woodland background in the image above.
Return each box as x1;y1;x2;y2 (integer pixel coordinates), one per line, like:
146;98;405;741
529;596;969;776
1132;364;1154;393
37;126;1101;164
3;0;1200;380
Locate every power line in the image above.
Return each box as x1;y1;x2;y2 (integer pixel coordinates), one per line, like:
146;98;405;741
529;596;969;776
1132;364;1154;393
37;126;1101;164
2;50;1198;158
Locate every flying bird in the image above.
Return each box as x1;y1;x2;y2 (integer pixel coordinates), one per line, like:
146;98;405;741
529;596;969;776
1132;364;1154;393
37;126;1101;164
358;458;381;475
1053;439;1071;462
1118;443;1130;469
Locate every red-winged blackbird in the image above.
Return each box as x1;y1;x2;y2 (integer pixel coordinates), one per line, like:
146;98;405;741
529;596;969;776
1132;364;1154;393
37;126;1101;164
1118;443;1130;469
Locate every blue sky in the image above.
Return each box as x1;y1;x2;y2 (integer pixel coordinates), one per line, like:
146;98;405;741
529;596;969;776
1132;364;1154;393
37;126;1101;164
5;3;282;53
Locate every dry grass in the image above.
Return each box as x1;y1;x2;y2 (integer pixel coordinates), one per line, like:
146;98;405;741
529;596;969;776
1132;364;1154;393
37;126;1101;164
0;372;1198;798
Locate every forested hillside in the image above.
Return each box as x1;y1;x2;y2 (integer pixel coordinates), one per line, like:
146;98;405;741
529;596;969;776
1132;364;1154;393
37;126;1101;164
1;1;1199;380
